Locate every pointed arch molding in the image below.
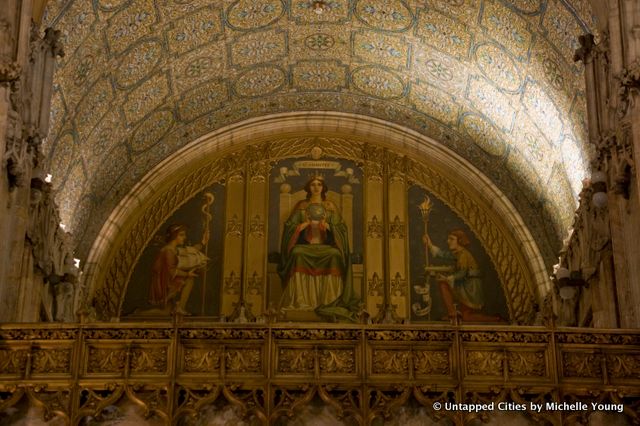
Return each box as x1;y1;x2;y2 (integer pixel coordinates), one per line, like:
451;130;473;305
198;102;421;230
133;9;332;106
83;113;549;322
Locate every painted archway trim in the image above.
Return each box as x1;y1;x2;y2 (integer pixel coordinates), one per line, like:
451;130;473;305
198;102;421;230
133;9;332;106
82;112;549;321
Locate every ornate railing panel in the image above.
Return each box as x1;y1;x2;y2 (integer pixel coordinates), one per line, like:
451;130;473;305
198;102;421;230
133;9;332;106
1;323;639;424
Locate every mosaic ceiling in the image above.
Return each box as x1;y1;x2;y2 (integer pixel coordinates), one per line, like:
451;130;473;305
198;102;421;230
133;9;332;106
42;0;596;261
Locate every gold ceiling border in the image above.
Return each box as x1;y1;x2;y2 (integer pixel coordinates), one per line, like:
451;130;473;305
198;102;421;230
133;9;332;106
82;112;549;321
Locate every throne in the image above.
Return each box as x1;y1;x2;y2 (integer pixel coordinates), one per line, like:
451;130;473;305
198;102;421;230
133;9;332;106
267;182;364;319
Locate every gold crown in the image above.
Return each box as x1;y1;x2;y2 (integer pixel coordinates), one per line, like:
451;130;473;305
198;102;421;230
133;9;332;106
306;172;325;180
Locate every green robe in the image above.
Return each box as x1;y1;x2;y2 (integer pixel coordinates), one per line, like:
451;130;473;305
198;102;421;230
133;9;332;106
278;200;359;321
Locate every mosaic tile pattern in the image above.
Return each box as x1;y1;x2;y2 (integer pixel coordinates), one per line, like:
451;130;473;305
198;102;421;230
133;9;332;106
416;8;472;59
113;38;164;89
427;0;481;22
292;60;348;91
290;0;350;23
122;73;172;125
409;82;459;125
480;0;533;61
226;0;285;30
171;42;226;92
355;0;415;32
42;0;596;262
48;131;76;187
460;113;507;157
467;76;517;131
130;109;176;153
165;5;223;55
177;80;228;121
235;65;287;97
229;28;288;67
474;42;522;93
352;30;410;70
105;0;158;55
351;65;406;99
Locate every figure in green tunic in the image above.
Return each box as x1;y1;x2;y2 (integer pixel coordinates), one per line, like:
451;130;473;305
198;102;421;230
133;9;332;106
278;176;359;321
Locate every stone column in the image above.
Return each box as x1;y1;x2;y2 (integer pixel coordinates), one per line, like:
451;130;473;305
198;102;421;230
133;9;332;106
0;0;34;322
0;0;69;322
606;0;640;328
570;0;640;328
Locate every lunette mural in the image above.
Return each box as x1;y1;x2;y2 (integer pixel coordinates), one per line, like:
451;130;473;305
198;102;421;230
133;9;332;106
124;157;507;322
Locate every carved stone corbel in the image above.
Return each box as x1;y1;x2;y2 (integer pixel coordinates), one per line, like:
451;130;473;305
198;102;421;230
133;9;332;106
554;171;616;326
0;59;20;83
612;129;634;199
245;144;271;183
361;144;384;181
0;17;20;83
596;126;634;200
616;60;640;119
53;275;76;322
42;27;65;58
4;110;29;189
591;126;634;201
573;34;595;63
383;149;409;183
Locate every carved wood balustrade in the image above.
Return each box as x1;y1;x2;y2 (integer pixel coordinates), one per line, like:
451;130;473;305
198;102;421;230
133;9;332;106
0;322;639;425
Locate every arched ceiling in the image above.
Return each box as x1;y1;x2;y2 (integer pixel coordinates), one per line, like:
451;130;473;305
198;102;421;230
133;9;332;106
42;0;596;262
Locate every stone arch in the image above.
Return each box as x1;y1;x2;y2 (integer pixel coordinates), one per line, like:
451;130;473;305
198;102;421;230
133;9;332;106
81;113;549;321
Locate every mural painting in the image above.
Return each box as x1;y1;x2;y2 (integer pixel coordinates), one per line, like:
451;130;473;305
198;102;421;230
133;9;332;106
268;157;363;322
408;185;508;322
147;223;208;315
122;159;505;323
123;184;225;317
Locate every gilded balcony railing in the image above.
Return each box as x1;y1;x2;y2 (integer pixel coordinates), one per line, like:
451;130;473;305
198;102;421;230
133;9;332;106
0;322;639;425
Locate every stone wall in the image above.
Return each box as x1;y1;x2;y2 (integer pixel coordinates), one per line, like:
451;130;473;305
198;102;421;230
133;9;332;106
559;0;640;328
0;0;75;322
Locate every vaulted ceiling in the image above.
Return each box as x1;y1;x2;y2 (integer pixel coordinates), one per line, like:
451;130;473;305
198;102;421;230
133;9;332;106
42;0;596;261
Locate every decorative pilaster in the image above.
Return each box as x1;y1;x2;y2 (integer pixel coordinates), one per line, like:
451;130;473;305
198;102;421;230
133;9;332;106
221;169;244;316
387;152;409;320
242;145;271;318
362;144;384;319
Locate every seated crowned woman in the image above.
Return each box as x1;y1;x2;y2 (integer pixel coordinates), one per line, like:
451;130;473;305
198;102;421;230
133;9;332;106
278;176;359;321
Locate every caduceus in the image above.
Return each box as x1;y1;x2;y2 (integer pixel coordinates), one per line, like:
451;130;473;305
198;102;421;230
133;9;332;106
200;192;215;315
